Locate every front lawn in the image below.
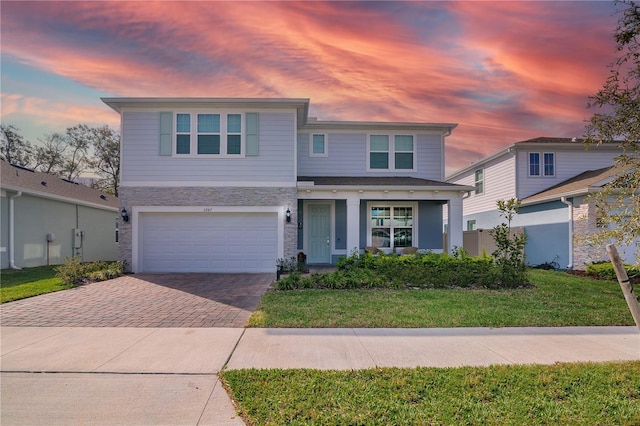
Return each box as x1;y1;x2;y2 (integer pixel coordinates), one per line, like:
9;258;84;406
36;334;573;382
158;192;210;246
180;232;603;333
221;361;640;425
248;269;636;327
1;265;72;303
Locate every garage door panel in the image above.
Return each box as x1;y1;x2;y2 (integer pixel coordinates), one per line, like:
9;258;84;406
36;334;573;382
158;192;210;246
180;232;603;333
141;212;278;273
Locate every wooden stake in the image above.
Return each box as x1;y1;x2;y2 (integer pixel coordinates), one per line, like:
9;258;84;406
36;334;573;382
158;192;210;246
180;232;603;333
606;244;640;331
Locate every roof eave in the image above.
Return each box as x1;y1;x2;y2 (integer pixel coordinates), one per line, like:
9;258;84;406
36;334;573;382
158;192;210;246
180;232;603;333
1;183;119;211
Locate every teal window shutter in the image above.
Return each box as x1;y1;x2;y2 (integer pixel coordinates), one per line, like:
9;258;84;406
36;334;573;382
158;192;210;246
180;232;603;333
159;111;173;156
245;112;259;156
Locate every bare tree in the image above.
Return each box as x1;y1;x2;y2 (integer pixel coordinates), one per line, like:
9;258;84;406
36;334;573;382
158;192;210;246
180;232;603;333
1;124;34;167
87;125;120;196
33;133;67;175
60;124;91;181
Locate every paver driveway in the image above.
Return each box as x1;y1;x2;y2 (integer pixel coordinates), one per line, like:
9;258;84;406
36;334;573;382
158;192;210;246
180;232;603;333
0;273;274;327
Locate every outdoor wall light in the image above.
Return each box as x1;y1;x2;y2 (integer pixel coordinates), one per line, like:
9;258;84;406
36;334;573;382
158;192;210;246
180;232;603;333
286;208;291;223
121;207;130;223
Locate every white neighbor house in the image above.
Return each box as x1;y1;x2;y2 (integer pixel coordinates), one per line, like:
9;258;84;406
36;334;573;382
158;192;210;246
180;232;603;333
445;137;637;269
103;97;473;273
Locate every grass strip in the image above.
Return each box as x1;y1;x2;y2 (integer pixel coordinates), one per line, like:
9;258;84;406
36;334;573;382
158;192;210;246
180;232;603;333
248;269;636;327
222;361;640;425
1;266;71;303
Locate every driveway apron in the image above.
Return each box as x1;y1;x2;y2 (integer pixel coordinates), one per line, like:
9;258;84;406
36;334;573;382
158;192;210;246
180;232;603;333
0;273;274;328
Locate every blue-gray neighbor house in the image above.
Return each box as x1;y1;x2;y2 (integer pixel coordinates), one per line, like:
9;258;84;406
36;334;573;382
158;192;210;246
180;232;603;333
102;97;473;273
445;137;637;269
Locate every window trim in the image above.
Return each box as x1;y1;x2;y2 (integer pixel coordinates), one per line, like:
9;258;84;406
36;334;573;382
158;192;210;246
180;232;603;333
474;168;484;195
173;111;246;158
367;134;417;172
309;133;328;157
528;151;555;177
366;202;418;252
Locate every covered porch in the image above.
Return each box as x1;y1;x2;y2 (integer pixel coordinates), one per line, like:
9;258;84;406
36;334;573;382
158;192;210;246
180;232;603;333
296;177;472;264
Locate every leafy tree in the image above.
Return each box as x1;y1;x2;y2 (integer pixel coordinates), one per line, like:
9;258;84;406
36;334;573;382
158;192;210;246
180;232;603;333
87;125;120;196
490;198;528;287
1;124;34;167
584;0;640;254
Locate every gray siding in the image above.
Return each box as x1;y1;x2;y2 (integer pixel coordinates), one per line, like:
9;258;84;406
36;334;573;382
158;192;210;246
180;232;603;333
418;201;444;250
516;149;618;199
1;195;8;268
334;200;347;250
4;194;117;268
297;132;443;180
121;111;296;183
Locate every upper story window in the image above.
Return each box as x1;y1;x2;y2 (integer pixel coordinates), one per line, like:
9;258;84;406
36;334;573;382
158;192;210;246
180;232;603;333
529;152;555;176
368;135;415;171
310;134;327;157
175;112;243;157
474;169;484;194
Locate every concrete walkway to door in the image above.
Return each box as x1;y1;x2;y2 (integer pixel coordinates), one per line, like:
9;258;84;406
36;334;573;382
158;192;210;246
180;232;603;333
0;273;274;328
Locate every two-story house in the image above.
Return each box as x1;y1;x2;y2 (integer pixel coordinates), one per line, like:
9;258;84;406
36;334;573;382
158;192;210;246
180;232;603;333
445;137;636;269
102;97;473;273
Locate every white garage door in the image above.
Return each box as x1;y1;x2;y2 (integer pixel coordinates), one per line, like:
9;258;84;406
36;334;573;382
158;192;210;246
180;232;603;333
141;212;278;273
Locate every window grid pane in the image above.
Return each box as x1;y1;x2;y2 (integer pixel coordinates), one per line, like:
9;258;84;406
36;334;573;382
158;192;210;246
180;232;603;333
543;153;555;176
176;114;190;132
227;114;241;133
198;114;219;133
176;134;190;154
198;135;220;154
370;152;389;169
371;206;413;249
395;152;413;169
394;135;413;151
475;169;484;194
227;135;241;154
370;135;389;151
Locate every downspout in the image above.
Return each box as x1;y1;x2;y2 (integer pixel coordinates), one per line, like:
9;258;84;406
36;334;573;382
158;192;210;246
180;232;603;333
8;191;22;269
560;196;573;270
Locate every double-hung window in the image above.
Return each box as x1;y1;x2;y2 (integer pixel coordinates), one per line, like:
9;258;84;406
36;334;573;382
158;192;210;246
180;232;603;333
175;112;244;156
368;135;415;171
529;152;555;176
474;169;484;194
370;205;414;249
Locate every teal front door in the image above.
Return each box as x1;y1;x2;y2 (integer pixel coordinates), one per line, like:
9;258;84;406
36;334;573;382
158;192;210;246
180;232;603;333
307;204;331;264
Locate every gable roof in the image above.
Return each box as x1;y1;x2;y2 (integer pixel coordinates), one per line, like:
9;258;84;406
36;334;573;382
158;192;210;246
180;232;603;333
521;165;621;205
1;161;118;211
446;136;621;181
298;176;473;191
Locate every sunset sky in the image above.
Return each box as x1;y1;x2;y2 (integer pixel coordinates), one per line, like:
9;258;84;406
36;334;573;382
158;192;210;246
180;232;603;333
0;1;624;174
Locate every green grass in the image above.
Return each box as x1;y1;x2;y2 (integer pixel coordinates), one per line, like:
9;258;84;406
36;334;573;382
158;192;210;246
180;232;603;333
1;265;72;303
248;269;637;327
221;361;640;425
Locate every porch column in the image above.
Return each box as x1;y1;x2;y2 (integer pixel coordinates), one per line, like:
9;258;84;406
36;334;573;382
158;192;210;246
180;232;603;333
346;196;361;255
447;195;464;253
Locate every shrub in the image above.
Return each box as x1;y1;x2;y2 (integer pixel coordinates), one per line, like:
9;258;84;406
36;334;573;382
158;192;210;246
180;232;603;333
489;198;529;288
56;257;125;285
586;262;640;281
273;250;519;291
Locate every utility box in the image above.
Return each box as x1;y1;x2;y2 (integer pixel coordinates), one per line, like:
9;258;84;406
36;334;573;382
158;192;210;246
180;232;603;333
46;233;56;242
73;229;83;248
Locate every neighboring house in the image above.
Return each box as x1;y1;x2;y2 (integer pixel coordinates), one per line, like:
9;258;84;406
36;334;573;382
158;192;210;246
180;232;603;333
102;97;473;273
1;160;119;269
445;137;636;269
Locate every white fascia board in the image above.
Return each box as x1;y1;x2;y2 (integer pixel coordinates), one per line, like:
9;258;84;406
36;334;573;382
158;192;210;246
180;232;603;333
120;181;296;188
521;189;590;206
0;184;118;212
300;121;457;133
297;187;470;201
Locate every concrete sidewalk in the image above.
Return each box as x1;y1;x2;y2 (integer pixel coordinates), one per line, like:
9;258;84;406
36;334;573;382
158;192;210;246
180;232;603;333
2;326;639;425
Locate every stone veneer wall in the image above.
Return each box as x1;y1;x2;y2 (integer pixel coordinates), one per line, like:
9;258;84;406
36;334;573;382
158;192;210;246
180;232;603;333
118;186;298;271
572;201;608;269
